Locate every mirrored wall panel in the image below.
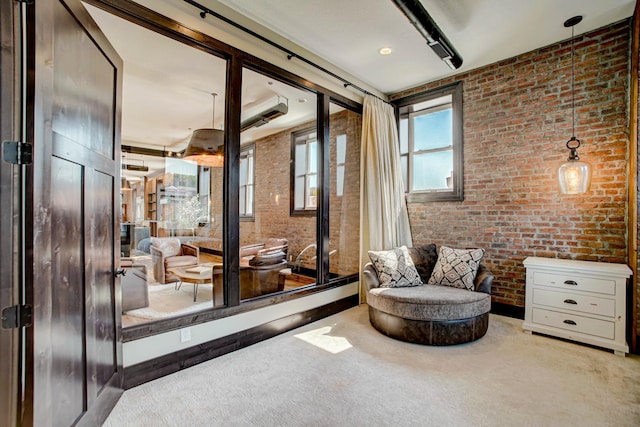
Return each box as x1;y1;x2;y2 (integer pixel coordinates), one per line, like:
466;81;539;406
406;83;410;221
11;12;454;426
239;68;318;300
329;102;361;278
87;4;227;326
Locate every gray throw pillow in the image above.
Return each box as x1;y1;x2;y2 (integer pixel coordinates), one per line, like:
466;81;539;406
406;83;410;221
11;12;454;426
407;243;438;283
428;246;485;291
368;246;423;288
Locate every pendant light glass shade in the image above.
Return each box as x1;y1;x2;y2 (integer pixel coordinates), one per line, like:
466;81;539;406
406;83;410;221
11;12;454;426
558;16;591;195
558;138;592;194
120;178;131;190
183;93;224;167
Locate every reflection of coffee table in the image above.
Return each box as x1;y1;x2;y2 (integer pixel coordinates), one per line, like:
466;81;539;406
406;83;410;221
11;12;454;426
169;263;221;302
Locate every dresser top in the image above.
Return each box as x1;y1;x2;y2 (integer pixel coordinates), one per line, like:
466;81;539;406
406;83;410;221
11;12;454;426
523;256;632;276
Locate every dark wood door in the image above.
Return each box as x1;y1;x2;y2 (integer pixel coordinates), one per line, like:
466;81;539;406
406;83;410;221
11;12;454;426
0;2;22;426
26;0;123;425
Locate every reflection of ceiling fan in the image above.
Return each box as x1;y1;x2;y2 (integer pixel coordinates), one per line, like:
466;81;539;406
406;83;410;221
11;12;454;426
240;96;288;132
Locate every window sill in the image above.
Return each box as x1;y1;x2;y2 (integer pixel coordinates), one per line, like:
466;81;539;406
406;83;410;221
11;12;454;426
406;190;463;203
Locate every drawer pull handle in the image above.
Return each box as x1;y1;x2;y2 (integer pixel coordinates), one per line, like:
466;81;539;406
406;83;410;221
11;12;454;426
563;280;578;286
563;319;577;325
563;299;578;305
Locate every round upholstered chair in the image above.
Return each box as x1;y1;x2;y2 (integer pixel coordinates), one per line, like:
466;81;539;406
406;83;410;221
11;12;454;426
363;244;493;346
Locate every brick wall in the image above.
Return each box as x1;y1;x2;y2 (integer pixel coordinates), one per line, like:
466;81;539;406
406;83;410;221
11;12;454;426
390;20;631;308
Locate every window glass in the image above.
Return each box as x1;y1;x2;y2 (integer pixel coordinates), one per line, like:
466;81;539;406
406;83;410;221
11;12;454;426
412;108;452;151
328;102;361;278
240;67;317;300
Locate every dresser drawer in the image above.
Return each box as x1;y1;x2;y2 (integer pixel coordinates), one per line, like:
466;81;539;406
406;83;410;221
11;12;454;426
532;271;615;295
532;289;615;317
531;308;615;340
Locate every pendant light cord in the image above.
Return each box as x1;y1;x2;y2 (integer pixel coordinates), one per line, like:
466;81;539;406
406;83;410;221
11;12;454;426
571;25;575;138
211;93;217;128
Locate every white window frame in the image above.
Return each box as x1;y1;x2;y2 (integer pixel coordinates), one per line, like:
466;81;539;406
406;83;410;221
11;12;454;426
239;145;255;219
291;127;318;215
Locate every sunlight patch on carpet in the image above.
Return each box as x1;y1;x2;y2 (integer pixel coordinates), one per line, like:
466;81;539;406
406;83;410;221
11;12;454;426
294;326;352;354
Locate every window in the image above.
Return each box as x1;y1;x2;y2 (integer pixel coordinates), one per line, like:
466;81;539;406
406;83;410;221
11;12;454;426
199;167;211;223
291;127;318;214
239;145;255;218
396;82;463;202
336;134;346;197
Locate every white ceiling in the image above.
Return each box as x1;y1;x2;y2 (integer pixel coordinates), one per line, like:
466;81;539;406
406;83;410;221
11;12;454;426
85;0;635;179
217;0;635;94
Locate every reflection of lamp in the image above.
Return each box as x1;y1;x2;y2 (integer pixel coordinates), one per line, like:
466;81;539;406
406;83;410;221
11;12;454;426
183;93;224;167
558;16;591;195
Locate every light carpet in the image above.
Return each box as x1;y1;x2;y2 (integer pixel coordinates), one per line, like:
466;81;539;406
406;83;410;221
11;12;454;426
105;305;640;426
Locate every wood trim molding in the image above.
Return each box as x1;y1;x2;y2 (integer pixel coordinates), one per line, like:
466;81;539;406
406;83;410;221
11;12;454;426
123;296;358;388
630;4;639;355
490;302;525;320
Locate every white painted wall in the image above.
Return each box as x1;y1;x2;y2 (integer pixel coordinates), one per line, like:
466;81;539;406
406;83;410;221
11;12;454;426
124;282;359;366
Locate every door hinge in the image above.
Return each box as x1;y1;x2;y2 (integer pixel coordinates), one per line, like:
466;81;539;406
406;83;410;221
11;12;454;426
1;304;33;329
2;141;33;165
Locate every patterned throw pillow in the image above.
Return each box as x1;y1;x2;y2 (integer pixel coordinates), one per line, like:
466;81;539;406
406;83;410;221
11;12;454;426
368;246;423;288
427;246;485;291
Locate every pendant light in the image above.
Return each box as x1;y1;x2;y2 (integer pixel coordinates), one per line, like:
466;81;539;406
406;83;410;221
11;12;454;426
120;178;131;190
183;93;224;167
558;15;592;195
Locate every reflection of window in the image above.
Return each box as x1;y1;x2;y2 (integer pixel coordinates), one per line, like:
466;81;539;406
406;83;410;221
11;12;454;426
336;134;346;197
291;128;318;214
396;82;463;202
199;167;210;223
239;145;255;218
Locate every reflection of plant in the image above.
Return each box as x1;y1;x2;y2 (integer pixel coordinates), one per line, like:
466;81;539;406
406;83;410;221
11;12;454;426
176;195;207;228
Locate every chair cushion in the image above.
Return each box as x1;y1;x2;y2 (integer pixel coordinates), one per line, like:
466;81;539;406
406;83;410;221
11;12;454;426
428;246;485;291
164;255;198;269
368;246;422;288
151;237;181;257
368;284;490;321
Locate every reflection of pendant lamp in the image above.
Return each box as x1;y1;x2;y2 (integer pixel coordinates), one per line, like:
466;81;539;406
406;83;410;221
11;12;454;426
558;16;591;195
120;178;131;190
183;93;224;167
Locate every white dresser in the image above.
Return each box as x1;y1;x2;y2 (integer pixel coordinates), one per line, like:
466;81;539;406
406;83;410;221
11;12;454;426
523;257;631;356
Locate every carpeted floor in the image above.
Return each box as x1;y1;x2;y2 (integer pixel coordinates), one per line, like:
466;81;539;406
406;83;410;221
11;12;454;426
105;305;640;426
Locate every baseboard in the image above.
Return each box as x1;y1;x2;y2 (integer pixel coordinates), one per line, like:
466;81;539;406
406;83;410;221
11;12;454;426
490;302;524;319
123;295;359;389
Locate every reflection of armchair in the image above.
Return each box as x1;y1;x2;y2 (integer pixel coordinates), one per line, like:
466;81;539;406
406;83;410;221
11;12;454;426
239;238;288;298
150;237;199;284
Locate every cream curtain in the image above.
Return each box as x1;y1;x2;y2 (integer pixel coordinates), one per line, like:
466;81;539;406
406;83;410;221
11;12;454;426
359;95;413;300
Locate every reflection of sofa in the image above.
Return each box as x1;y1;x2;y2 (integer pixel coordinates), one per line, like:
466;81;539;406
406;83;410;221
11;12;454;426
121;259;148;311
364;244;493;346
137;220;223;255
239;238;288;299
150;237;199;284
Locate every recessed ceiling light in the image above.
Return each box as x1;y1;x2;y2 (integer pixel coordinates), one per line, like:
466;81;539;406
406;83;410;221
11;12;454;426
379;47;392;55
